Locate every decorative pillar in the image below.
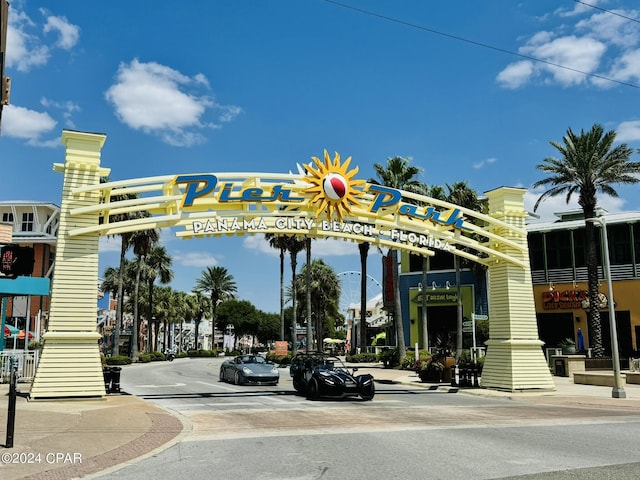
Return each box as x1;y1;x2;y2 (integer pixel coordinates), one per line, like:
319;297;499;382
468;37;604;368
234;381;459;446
30;130;110;399
482;187;555;391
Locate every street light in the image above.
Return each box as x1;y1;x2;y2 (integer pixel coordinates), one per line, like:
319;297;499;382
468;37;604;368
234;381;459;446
587;217;626;399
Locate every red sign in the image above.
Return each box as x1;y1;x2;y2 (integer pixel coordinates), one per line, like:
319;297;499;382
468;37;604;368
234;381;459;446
542;290;588;310
382;254;395;308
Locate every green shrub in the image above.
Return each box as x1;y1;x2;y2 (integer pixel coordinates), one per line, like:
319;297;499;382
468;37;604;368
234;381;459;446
105;355;132;365
401;349;431;370
266;353;292;365
186;349;219;357
378;348;400;368
139;354;152;363
152;351;165;361
345;352;378;363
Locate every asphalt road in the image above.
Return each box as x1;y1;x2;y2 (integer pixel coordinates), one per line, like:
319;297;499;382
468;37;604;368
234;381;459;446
94;358;640;480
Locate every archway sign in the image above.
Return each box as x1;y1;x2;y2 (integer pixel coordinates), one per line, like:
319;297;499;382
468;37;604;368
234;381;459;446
30;130;554;399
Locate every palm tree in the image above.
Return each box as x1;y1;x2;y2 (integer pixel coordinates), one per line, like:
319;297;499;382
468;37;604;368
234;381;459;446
533;124;640;357
358;242;369;353
371;156;425;361
286;237;306;355
145;245;173;352
194;266;237;350
265;233;289;341
295;259;341;344
188;291;212;350
101;176;141;356
445;181;485;361
130;229;159;360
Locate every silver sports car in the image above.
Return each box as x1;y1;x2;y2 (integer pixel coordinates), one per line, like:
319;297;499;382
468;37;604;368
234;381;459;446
219;354;280;385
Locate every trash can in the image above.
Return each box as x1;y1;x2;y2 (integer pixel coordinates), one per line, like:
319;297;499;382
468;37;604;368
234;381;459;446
110;367;122;393
554;358;566;377
102;366;112;393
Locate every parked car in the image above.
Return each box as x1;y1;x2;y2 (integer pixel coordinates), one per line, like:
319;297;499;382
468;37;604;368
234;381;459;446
289;352;375;401
219;354;279;385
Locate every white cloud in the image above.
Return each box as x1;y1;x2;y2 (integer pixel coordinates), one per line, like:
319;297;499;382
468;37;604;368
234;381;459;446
473;157;497;170
1;105;58;145
6;10;50;71
497;60;534;89
242;234;358;258
525;187;627;222
497;5;640;89
99;236;122;254
42;13;80;50
616;120;640;142
174;251;220;268
104;59;242;147
523;35;606;86
5;8;80;72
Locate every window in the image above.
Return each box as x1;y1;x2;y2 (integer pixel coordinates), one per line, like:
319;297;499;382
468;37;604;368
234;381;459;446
21;212;34;232
607;224;632;265
545;230;572;269
528;232;545;270
2;212;13;223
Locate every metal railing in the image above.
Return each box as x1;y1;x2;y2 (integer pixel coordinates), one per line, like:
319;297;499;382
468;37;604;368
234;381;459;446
0;350;39;383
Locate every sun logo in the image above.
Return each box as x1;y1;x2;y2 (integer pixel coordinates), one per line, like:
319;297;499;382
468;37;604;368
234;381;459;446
303;150;366;221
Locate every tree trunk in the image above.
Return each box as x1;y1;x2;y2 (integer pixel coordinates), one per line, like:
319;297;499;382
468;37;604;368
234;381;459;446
131;260;142;361
114;240;127;356
391;249;406;360
585;216;605;357
306;238;313;351
359;242;369;353
455;256;463;362
279;248;285;341
291;255;298;356
421;256;429;350
194;317;200;350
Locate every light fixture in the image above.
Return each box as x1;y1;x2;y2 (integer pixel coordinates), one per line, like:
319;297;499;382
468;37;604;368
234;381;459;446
549;282;555;291
417;282;423;292
431;281;437;290
445;281;451;290
573;280;578;289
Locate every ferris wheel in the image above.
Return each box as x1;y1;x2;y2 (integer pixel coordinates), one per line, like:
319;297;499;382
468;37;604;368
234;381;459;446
337;271;383;317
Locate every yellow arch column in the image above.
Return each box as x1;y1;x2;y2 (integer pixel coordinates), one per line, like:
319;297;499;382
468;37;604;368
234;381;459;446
31;130;109;399
481;187;555;391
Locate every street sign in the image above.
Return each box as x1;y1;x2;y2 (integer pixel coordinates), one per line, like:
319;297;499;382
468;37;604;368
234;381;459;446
462;327;474;333
463;320;473;327
472;313;488;321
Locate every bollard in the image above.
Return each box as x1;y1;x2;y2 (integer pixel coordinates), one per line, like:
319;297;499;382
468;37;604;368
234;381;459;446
5;357;18;448
451;365;459;387
472;366;480;387
110;367;122;393
102;366;112;393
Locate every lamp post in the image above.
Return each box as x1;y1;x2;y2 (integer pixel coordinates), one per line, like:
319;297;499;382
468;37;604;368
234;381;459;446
587;217;626;399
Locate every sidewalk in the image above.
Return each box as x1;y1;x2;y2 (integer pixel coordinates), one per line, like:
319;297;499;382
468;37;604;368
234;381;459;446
0;382;187;480
2;365;640;480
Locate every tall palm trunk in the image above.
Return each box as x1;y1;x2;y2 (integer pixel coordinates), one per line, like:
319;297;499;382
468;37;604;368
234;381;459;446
131;258;142;360
454;256;463;362
585;208;604;357
114;240;127;356
359;242;369;353
391;249;406;360
305;238;312;351
421;256;429;350
290;254;298;356
279;247;285;341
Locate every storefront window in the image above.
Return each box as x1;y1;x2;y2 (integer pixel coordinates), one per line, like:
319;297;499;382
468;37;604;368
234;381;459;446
608;224;632;265
528;232;545;271
545;230;572;269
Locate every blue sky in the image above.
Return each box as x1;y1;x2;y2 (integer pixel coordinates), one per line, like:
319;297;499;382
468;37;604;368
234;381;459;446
2;0;640;314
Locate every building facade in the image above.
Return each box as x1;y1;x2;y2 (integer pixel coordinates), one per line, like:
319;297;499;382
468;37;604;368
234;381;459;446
0;201;58;337
527;209;640;358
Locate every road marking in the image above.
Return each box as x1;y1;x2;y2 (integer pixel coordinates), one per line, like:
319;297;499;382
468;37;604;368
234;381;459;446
133;383;187;388
196;380;241;392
